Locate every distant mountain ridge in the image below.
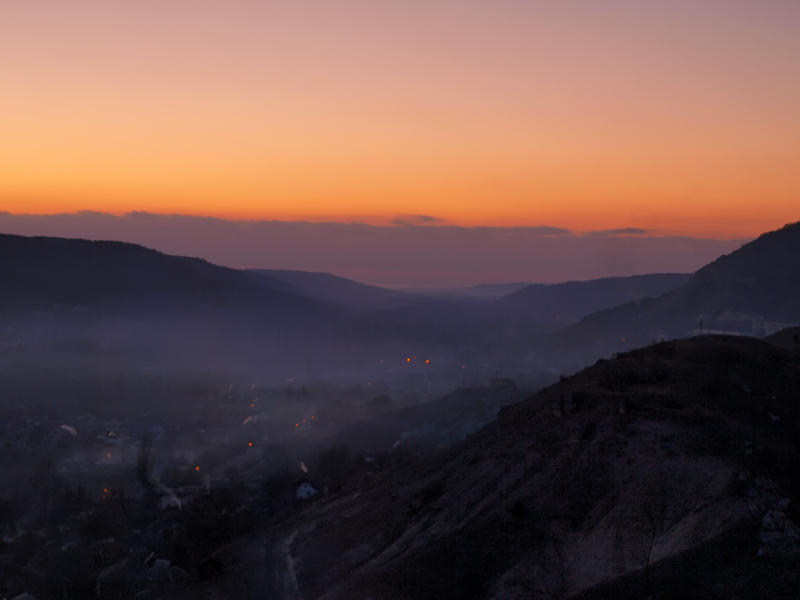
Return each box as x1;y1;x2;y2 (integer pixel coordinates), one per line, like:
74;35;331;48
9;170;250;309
495;273;691;332
248;268;410;307
406;282;531;301
0;233;359;382
0;233;296;311
6;223;800;385
550;221;800;358
688;221;800;325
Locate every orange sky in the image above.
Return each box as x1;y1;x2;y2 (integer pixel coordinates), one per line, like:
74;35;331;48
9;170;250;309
2;1;799;239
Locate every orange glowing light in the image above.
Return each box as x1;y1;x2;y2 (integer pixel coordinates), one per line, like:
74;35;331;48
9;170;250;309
425;359;430;364
311;415;315;419
296;423;299;427
195;466;200;471
248;442;253;447
407;358;411;362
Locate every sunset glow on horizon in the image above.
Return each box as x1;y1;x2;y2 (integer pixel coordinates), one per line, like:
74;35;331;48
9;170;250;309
2;1;799;240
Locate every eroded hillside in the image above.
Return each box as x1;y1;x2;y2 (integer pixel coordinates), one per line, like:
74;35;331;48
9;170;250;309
259;335;800;599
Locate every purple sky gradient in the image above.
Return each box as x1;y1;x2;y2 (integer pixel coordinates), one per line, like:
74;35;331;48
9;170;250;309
0;212;749;288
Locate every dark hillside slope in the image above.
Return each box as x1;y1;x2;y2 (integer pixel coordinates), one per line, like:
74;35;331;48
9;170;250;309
766;326;800;353
495;273;690;332
321;382;530;453
0;233;300;311
662;220;800;330
262;335;800;599
546;222;800;360
248;268;409;308
347;274;692;350
0;234;352;380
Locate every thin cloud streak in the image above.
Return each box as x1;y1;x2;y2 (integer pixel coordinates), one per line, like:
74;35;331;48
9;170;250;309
585;228;650;236
391;215;445;226
0;212;748;288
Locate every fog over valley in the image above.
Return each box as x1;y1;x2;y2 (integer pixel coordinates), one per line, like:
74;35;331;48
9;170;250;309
4;1;800;595
1;224;800;599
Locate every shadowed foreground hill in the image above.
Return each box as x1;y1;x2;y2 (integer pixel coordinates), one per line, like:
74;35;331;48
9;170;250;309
257;335;800;599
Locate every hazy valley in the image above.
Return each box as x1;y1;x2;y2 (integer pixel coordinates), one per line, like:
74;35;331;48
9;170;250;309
1;223;799;599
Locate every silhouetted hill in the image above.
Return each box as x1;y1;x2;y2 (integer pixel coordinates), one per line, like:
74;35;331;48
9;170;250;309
256;335;800;599
411;282;530;301
766;326;800;353
495;273;690;332
687;221;800;327
348;274;691;352
547;222;800;360
459;282;530;300
0;233;354;381
0;233;300;311
248;268;410;307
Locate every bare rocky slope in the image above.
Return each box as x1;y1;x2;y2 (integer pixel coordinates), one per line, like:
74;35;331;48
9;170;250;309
259;334;800;599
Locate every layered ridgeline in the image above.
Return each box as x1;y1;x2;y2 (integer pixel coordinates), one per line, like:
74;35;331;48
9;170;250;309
3;223;799;385
257;334;800;599
248;269;411;308
684;220;800;332
0;233;317;311
0;233;348;380
0;232;697;384
494;273;691;333
345;274;693;352
546;222;800;360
